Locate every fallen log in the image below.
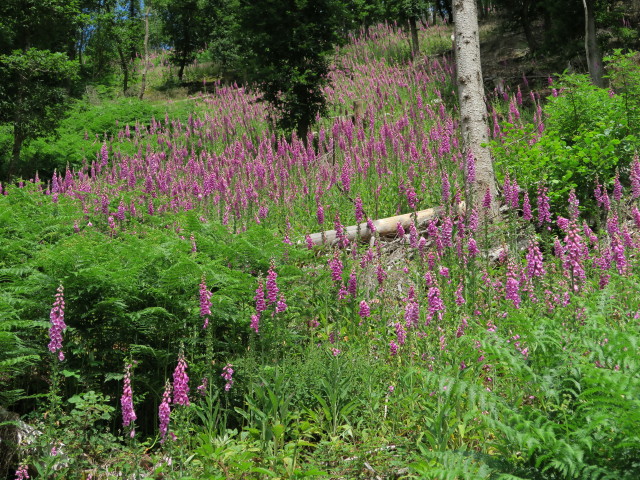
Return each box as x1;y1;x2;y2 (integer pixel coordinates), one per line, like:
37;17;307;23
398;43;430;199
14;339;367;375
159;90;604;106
306;205;458;246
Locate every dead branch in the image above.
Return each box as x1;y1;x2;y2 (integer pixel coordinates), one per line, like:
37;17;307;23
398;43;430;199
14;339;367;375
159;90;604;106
306;203;464;246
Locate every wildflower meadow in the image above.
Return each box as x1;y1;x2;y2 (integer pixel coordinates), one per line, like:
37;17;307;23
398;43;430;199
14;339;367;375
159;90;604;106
1;23;640;480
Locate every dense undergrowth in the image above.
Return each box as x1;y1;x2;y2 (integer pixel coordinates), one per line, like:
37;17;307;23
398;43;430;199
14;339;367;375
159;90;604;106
1;23;640;480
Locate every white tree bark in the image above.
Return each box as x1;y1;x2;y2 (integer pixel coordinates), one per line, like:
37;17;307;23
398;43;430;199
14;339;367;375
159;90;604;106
306;205;448;246
452;0;498;218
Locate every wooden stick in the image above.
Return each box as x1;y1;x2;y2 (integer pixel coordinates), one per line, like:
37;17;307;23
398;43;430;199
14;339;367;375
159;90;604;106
307;205;451;246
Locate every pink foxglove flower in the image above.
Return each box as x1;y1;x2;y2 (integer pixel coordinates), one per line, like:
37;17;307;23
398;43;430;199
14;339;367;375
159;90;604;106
467;237;479;257
250;313;260;333
526;240;546;278
200;276;212;328
221;364;234;391
197;377;208;396
48;284;66;361
505;261;521;309
255;278;266;313
190;234;197;253
631;154;640;199
482;188;492;210
354;195;364;222
358;300;370;318
121;363;136;437
275;294;287;313
537;185;551;226
347;270;357;297
316;204;325;225
172;354;190;406
14;465;30;480
159;380;172;441
266;262;279;305
613;173;623;202
522;192;532;221
328;252;343;283
427;286;445;322
466;151;476;184
395;322;406;345
405;298;419;328
568;190;580;220
455;282;466;305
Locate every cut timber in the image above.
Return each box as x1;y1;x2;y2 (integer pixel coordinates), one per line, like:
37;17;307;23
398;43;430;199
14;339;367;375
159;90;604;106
307;205;461;246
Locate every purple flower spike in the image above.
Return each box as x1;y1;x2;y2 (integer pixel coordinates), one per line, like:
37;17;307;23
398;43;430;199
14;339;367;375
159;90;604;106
172;353;190;406
354;195;364;222
221;364;234;391
359;300;371;318
159;380;172;441
482;188;492;210
266;262;279;305
14;465;30;480
537;185;551;226
505;261;521;309
197;377;208;396
631;154;640;199
48;284;66;361
200;276;212;328
328;252;343;284
276;294;287;313
250;313;260;333
255;279;267;313
316;204;325;225
522;192;532;221
121;364;137;436
526;240;545;278
347;270;357;297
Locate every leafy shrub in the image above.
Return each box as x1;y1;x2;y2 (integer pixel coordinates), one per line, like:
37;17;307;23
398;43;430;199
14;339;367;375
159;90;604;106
491;51;640;219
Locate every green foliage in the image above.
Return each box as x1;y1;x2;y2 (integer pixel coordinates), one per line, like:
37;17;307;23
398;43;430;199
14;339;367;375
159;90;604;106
491;52;640;218
0;96;199;176
0;49;79;179
3;20;640;480
239;0;344;138
0;0;81;54
157;0;219;81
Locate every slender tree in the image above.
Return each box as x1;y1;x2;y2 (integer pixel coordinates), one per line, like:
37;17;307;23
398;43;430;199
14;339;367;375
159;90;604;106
452;0;498;216
139;6;151;99
582;0;605;87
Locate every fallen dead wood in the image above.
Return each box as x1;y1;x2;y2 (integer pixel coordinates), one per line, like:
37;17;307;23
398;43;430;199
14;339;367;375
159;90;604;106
306;204;464;246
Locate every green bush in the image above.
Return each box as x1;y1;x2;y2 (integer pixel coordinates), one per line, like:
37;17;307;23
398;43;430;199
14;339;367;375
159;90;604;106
491;51;640;219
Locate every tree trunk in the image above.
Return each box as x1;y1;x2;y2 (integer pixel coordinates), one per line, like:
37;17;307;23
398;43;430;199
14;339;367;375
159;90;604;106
452;0;498;218
178;53;187;82
521;0;538;53
306;205;456;246
139;7;150;100
447;0;454;23
409;16;420;57
129;0;137;60
117;45;129;94
582;0;605;87
8;126;24;181
478;0;486;19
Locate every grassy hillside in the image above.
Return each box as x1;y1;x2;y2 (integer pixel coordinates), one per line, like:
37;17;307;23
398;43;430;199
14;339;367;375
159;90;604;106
1;23;640;480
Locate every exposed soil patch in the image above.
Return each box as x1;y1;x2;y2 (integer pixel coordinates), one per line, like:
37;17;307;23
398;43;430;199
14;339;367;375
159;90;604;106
479;20;571;94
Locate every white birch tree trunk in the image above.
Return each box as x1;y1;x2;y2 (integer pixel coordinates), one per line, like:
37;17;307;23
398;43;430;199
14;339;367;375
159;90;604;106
452;0;498;218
